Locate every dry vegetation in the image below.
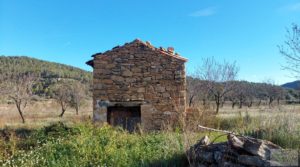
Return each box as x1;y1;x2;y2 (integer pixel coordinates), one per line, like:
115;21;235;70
0;100;299;166
0;99;92;128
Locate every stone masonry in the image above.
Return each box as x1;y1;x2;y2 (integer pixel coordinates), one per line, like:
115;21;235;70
86;39;187;130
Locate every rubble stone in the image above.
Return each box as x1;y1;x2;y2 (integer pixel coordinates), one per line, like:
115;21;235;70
188;134;283;167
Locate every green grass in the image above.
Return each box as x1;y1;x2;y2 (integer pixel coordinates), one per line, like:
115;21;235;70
0;122;225;167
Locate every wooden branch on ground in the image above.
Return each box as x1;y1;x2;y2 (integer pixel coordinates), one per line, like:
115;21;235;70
198;125;238;135
198;125;257;141
198;124;282;149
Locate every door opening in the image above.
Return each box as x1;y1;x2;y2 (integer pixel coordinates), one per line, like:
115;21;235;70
107;106;141;132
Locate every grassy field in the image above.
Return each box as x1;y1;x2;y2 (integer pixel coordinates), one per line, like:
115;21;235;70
0;100;299;166
0;99;92;128
0;122;227;167
217;105;300;149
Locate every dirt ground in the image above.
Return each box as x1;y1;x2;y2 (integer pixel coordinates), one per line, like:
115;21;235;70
0;99;299;129
0;99;92;128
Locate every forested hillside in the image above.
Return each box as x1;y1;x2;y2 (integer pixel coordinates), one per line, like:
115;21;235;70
0;56;91;81
0;56;92;97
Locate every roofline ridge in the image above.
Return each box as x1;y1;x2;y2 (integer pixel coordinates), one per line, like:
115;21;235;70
87;39;188;67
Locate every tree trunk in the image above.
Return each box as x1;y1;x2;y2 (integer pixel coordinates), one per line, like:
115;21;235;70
239;100;243;109
215;96;220;114
216;103;220;114
258;100;261;107
189;95;194;107
248;101;253;108
60;108;66;117
202;99;206;106
232;102;236;109
269;97;273;108
76;106;79;115
16;104;25;123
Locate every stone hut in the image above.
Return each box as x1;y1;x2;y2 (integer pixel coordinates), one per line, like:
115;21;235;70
86;39;187;131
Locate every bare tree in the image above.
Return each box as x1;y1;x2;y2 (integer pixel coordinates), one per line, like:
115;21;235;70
2;74;35;123
262;80;283;108
70;82;86;115
226;88;238;109
276;88;285;105
195;57;239;114
198;80;211;107
236;82;248;109
186;76;198;107
256;84;267;107
279;23;300;78
245;83;256;108
186;77;211;107
226;81;250;109
52;82;72;117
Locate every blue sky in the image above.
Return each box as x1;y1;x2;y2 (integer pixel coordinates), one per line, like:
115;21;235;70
1;0;300;84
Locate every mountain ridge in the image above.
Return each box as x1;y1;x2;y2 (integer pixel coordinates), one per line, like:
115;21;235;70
281;80;300;90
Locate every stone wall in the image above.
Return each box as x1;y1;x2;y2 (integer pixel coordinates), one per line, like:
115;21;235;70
91;40;187;130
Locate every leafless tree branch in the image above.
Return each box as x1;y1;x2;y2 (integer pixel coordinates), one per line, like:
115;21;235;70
279;23;300;79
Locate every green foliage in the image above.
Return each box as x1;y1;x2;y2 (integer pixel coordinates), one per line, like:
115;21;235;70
0;56;92;98
0;56;91;81
0;123;188;167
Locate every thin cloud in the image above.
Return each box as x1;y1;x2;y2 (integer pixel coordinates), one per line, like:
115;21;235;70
280;2;300;12
189;7;217;17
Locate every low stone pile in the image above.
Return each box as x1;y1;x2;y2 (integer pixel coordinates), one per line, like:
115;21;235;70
188;134;284;167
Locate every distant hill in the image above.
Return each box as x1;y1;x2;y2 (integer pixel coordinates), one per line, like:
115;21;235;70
281;80;300;90
186;76;300;105
0;56;91;82
0;56;92;97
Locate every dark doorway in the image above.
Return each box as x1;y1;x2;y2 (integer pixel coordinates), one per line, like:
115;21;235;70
107;106;141;132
